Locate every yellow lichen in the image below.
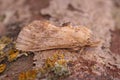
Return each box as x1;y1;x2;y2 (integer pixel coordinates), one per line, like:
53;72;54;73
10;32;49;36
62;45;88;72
26;70;37;80
44;54;65;70
18;72;26;80
0;36;14;62
0;36;24;62
39;53;70;79
18;53;70;80
57;59;67;66
7;49;19;62
0;36;12;44
0;44;6;50
18;69;37;80
0;64;6;73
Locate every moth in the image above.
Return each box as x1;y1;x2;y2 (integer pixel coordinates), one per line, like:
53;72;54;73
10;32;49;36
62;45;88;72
16;20;99;51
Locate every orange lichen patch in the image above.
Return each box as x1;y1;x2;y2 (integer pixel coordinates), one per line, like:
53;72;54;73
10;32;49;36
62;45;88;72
18;72;26;80
18;53;70;79
26;70;38;79
38;53;70;79
37;67;46;74
7;49;20;62
57;59;67;66
0;44;6;50
44;54;66;70
0;36;14;62
0;36;12;44
18;69;38;80
0;36;24;62
0;36;12;55
0;64;6;73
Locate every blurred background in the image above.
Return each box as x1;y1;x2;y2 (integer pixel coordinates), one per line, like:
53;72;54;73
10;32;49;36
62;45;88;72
0;0;119;37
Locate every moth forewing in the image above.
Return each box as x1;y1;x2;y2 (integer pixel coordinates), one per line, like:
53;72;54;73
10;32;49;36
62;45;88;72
16;20;97;51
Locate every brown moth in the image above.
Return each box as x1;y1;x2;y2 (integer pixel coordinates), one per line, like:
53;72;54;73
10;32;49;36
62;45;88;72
16;20;98;51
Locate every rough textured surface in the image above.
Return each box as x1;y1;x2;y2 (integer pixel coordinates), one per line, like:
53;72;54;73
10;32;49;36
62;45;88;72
33;0;120;79
111;30;120;55
33;49;78;69
0;0;32;38
0;54;34;80
0;0;120;80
